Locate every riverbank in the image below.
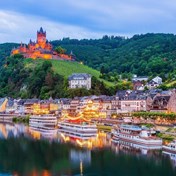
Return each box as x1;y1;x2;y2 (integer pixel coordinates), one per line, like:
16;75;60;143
12;116;30;124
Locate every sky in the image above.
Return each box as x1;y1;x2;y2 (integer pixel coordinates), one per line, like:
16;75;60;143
0;0;176;43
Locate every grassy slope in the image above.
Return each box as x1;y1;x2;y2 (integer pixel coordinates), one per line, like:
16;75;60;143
165;80;176;87
24;58;114;87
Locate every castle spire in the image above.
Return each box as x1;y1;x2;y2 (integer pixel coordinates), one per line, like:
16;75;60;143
39;27;44;33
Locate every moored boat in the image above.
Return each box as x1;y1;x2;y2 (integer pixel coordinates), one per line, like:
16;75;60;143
58;115;97;140
163;140;176;154
29;115;58;129
29;115;58;138
112;124;162;148
58;121;97;139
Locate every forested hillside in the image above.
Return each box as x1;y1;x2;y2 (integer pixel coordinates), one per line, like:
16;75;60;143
1;33;176;79
51;33;176;78
0;55;113;98
0;43;19;59
24;58;114;86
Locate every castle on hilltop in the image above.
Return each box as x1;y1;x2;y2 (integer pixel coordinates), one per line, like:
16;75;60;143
11;27;74;60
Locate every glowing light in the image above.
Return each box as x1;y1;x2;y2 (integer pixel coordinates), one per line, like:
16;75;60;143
60;133;70;142
80;160;83;176
29;129;41;139
67;115;91;122
76;139;92;148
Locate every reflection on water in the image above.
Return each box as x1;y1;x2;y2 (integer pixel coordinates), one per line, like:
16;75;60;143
29;127;58;140
0;123;175;176
111;140;160;156
0;123;28;139
58;131;111;149
70;149;91;176
163;151;176;167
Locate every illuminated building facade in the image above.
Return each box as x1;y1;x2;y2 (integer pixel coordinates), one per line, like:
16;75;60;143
81;100;100;119
32;102;59;115
11;27;74;60
24;99;58;115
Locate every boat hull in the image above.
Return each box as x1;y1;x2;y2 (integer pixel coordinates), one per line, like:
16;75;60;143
58;122;97;139
163;146;176;154
112;131;162;147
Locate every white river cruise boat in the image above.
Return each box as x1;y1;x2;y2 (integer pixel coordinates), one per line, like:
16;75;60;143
112;124;162;148
29;115;58;135
163;140;176;154
58;118;97;140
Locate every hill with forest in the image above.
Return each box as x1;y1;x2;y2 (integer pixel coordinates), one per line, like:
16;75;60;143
24;59;114;87
0;55;115;99
0;43;19;59
51;33;176;78
1;33;176;83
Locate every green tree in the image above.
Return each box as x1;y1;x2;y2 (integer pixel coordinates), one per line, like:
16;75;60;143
55;46;66;54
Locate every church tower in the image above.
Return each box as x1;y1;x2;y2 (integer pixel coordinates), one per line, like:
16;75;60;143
37;27;46;48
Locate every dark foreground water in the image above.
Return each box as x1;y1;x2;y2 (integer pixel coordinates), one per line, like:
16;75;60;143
0;123;175;176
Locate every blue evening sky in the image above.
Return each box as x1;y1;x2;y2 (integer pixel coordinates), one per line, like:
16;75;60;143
0;0;176;43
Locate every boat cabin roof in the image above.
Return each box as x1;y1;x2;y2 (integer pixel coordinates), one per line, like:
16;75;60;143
120;124;141;131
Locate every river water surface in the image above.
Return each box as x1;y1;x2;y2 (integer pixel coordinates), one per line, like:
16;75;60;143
0;123;175;176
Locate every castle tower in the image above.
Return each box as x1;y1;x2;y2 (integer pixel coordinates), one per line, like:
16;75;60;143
37;27;46;48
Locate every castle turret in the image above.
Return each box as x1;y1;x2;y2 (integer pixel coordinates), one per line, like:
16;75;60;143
37;27;46;48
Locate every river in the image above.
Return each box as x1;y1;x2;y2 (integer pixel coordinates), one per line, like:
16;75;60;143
0;123;175;176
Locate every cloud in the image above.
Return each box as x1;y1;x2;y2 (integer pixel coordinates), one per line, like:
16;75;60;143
0;10;115;43
0;0;176;42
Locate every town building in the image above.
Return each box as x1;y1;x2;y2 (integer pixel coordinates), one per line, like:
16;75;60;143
152;76;162;84
132;80;145;90
111;96;119;110
5;99;17;114
59;98;71;110
68;98;81;116
101;96;117;118
167;91;176;113
11;27;74;60
132;76;148;82
150;95;171;112
81;99;100;119
147;76;163;89
31;100;59;115
116;90;148;112
15;99;26;115
24;99;39;114
68;73;92;90
148;90;172;112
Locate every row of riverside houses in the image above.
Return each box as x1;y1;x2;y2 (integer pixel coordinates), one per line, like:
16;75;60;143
115;89;175;113
0;89;176;118
0;98;59;115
